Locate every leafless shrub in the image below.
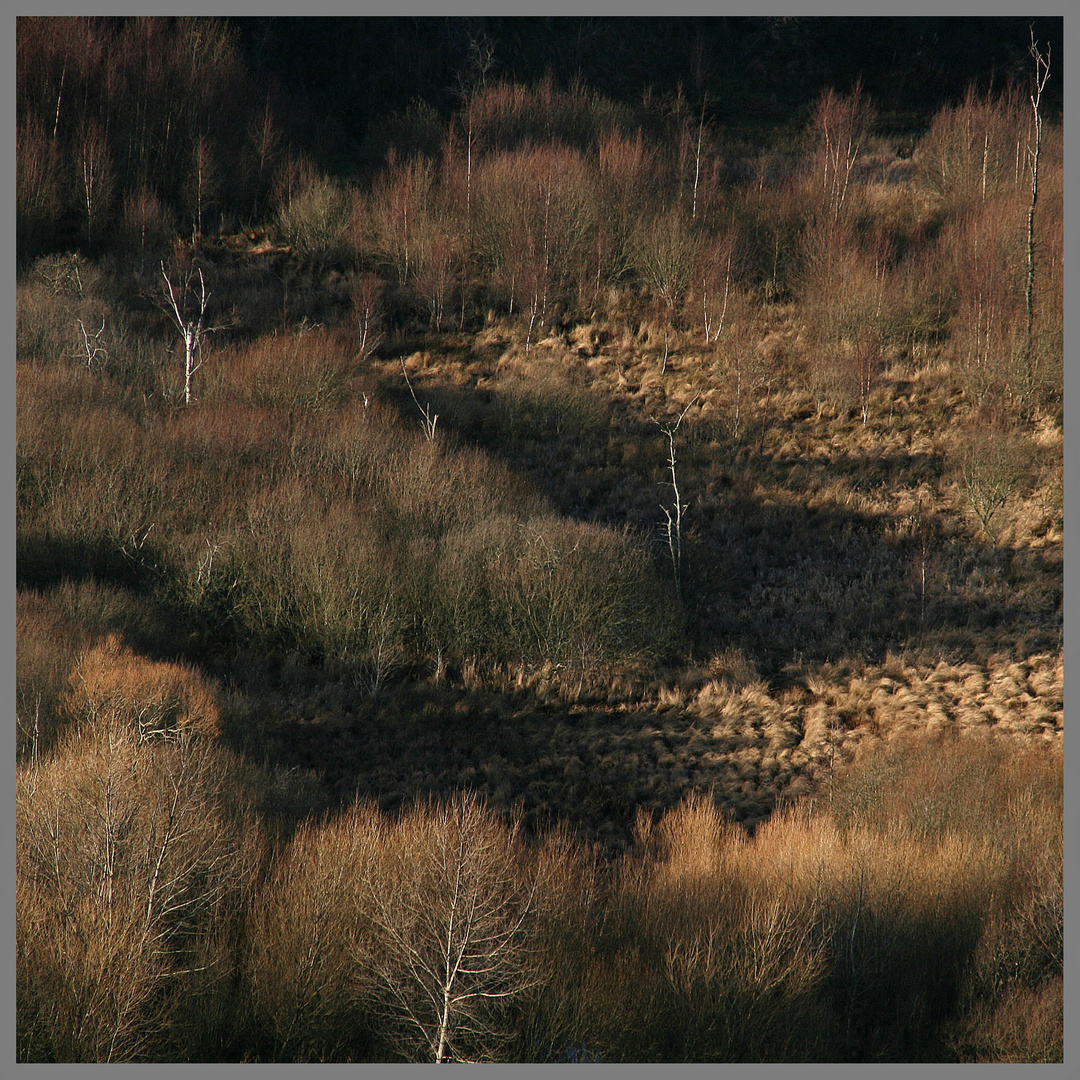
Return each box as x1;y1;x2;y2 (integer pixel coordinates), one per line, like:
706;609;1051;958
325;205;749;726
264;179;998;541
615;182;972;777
350;271;386;359
799;214;893;345
431;513;679;678
16;366;165;572
247;794;563;1063
939;195;1027;409
461;75;635;158
628;205;698;333
269;151;320;219
18;254;113;367
488;358;608;442
17;724;263;1061
915;84;1028;207
361;795;548;1062
591;129;658;303
17;114;63;255
591;795;830;1061
17;282;85;366
805;82;876;223
63;632;221;743
717;325;771;443
826;733;1062;1060
29;250;103;299
242;799;385;1060
412;210;463;332
16;589;89;763
206;328;350;411
183;133;219;239
693;226;743;344
947;977;1062;1063
369;152;436;286
471;143;598;341
213;403;674;684
276;173;350;260
121;186;176;267
231;477;404;683
245;92;283;221
952;411;1036;546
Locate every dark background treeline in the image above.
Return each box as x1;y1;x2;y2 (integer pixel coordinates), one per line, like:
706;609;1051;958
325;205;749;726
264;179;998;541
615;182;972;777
237;15;1064;140
17;15;1063;262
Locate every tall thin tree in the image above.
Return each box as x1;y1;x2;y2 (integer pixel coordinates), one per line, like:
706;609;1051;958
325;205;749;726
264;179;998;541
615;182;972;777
1024;28;1051;402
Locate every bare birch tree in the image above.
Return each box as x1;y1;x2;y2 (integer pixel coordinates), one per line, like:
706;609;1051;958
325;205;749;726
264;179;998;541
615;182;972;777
654;394;700;600
362;795;545;1063
807;82;874;223
75;316;108;369
159;262;214;405
1024;29;1051;411
77;117;113;246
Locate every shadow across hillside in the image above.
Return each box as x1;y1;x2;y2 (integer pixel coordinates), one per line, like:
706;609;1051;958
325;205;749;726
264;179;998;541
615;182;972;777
373;366;1060;683
222;675;804;853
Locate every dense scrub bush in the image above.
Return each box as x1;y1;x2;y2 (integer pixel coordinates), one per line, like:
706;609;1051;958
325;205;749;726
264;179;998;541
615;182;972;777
233;480;408;683
17;254;113;365
16;113;64;257
628;205;698;326
120;185;178;268
727;180;811;302
487;359;610;443
16;360;167;592
17;724;264;1061
950;410;1037;546
595;129;661;288
471;144;600;331
825;733;1062;1060
429;514;678;673
462;76;638;157
204;327;353;411
223;467;678;683
18;320;679;684
275;174;351;262
16;589;90;762
17;582;204;763
242;799;386;1060
365;152;437;288
915;84;1029;208
584;732;1059;1062
63;632;222;742
245;794;562;1062
587;797;833;1061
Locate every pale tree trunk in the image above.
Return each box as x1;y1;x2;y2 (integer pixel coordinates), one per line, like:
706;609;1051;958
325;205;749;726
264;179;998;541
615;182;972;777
364;796;544;1063
1025;32;1050;388
160;263;212;406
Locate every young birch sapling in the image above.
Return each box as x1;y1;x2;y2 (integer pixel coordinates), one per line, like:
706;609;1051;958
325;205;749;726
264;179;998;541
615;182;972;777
400;355;439;440
159;261;222;406
654;394;700;600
